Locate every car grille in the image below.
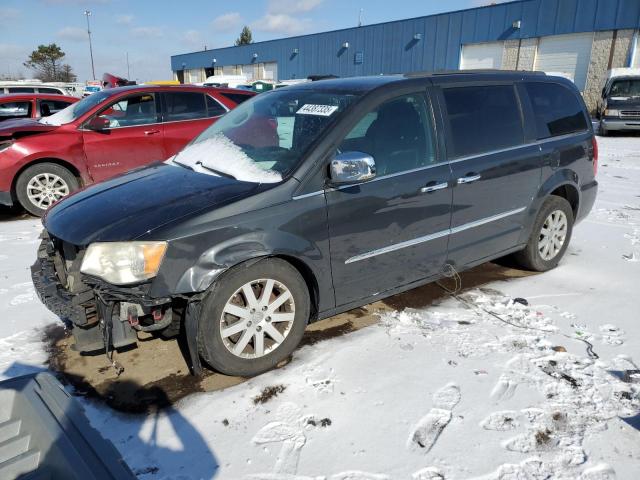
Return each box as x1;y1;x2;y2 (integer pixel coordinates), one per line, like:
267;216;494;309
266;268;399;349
620;110;640;117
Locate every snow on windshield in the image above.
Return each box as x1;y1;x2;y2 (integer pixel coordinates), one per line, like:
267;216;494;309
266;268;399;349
172;134;282;184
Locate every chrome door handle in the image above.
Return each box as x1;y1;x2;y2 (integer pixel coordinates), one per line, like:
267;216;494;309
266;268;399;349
457;174;481;184
144;129;160;135
420;182;448;193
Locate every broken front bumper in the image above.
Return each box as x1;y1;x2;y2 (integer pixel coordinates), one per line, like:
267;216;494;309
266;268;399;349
31;236;172;353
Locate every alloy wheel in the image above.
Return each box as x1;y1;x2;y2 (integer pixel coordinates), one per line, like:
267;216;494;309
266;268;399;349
26;173;69;210
538;209;568;261
219;278;296;359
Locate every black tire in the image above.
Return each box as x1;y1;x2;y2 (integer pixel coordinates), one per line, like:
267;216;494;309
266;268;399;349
15;163;79;217
598;123;608;137
197;258;310;377
513;196;574;272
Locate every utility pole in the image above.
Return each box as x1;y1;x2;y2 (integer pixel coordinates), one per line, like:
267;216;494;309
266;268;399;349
84;10;96;80
126;52;130;79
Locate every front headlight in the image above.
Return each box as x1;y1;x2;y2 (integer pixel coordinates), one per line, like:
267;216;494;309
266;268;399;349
604;109;620;117
80;242;167;285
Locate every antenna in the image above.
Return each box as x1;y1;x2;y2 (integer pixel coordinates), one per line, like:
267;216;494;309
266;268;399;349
358;8;364;27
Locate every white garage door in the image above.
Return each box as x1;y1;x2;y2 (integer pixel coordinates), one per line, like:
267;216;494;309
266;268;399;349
534;33;593;91
460;42;504;69
264;62;278;81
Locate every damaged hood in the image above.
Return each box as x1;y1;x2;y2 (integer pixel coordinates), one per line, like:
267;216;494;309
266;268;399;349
0;118;59;139
43;162;261;245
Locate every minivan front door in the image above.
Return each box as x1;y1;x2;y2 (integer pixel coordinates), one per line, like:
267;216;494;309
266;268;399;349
82;93;165;182
326;93;452;307
439;84;541;267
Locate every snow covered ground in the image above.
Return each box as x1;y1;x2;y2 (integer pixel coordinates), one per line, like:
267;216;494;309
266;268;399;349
0;136;639;479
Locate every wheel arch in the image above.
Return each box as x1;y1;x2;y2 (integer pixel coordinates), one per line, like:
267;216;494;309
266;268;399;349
12;157;84;195
520;170;580;245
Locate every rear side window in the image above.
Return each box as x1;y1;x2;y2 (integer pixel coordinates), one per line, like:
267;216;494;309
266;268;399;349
525;82;588;139
219;92;252;105
39;87;64;95
8;87;35;93
206;96;227;117
443;85;524;158
39;100;72;116
0;101;32;120
164;92;207;121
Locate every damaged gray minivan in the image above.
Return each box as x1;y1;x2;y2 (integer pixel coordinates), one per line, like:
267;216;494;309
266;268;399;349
32;71;598;377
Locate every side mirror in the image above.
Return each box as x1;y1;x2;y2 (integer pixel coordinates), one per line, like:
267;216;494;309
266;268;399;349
85;116;110;131
329;151;376;185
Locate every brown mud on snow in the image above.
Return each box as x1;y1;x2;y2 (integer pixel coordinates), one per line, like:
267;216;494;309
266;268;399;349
44;262;534;412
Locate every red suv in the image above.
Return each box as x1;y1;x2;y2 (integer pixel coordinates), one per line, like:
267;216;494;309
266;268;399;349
0;85;254;215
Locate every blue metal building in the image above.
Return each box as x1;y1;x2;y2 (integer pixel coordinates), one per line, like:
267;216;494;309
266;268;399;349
171;0;640;110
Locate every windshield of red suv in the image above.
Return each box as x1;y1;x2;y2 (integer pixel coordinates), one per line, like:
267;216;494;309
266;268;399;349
39;90;112;126
171;88;360;183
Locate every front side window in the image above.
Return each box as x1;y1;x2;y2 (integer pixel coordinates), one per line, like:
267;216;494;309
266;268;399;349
96;94;158;128
525;82;588;139
0;101;32;120
443;85;524;158
164;92;207;122
171;88;359;183
339;93;436;176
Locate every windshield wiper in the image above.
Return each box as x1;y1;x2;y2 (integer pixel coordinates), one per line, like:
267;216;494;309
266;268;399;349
197;162;237;180
172;159;194;171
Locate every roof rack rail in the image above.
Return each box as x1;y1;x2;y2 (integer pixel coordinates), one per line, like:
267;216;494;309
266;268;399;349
404;69;547;78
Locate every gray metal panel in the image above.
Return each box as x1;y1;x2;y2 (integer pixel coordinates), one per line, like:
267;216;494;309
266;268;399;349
171;0;640;78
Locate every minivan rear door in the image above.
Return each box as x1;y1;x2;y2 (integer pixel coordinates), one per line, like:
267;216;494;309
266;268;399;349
438;82;541;268
325;91;452;306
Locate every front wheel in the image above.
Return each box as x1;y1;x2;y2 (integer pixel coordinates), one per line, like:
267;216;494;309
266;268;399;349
15;163;79;217
513;196;574;272
197;258;310;376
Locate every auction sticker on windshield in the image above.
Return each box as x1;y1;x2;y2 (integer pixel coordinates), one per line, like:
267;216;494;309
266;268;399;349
296;104;339;116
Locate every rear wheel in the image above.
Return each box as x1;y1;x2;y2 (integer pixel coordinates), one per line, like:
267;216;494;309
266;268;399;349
198;258;310;376
15;163;79;217
513;196;574;272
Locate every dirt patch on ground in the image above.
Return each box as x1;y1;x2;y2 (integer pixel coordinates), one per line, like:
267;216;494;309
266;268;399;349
253;384;287;404
44;262;535;412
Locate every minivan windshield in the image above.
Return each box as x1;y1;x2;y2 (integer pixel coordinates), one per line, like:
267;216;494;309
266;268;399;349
171;88;360;183
39;90;112;126
609;78;640;98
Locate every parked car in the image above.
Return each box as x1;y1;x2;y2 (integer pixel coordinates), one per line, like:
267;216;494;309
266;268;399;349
0;93;78;122
31;71;597;377
0;83;72;96
597;68;640;136
0;85;254;215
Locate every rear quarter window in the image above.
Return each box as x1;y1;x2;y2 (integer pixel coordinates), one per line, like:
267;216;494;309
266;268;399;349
220;92;253;105
442;84;524;158
525;82;588;139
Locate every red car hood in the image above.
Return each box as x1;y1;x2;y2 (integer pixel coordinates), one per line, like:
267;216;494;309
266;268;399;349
0;118;59;139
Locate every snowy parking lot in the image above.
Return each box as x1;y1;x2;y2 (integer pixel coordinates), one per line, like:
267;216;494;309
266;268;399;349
0;135;639;479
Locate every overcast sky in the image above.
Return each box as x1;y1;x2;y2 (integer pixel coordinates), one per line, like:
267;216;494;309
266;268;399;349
1;0;497;83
